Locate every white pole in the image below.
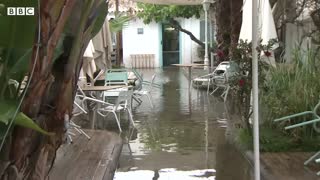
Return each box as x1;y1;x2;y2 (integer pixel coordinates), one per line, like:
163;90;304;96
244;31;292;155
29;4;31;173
252;0;260;180
203;0;209;69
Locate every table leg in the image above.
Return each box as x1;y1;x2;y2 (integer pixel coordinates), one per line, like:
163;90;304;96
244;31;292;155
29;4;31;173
188;66;192;90
91;91;102;129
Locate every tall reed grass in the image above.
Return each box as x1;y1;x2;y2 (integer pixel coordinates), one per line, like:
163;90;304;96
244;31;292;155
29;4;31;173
261;48;320;138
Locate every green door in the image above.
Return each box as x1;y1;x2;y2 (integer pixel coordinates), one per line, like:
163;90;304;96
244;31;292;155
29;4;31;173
162;24;180;66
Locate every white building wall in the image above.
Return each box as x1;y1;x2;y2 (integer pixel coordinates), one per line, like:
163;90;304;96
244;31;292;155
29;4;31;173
122;17;201;67
122;18;161;67
180;17;202;64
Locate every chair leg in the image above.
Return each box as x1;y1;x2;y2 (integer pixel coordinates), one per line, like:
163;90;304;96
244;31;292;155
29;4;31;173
112;111;122;132
207;79;211;94
74;101;87;114
146;94;153;108
210;87;219;95
133;95;142;104
70;121;91;140
222;86;230;102
305;150;320;165
126;108;135;127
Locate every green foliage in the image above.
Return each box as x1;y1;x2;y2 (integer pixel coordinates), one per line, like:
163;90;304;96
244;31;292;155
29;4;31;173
0;0;51;138
261;48;320;137
0;0;37;48
238;127;320;152
228;40;273;131
109;12;132;32
91;1;109;37
137;3;202;24
0;101;52;138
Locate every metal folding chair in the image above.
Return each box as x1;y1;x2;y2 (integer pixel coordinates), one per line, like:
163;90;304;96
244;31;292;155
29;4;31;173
274;100;320;175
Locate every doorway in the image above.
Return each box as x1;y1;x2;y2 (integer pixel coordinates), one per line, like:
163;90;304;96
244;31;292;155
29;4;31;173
162;24;180;66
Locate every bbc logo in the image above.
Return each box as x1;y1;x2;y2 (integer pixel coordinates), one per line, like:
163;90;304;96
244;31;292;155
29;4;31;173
7;7;35;16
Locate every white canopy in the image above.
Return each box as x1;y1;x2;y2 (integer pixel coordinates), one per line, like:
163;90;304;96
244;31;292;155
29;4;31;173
82;40;97;80
239;0;278;45
239;0;278;67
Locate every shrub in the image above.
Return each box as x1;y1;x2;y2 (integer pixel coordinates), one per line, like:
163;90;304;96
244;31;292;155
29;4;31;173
261;48;320;139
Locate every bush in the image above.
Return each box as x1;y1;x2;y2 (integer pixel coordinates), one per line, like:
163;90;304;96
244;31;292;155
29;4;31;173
261;48;320;139
238;127;320;152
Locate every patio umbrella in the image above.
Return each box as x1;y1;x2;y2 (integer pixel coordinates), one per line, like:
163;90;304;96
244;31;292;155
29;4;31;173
83;40;97;81
239;0;278;66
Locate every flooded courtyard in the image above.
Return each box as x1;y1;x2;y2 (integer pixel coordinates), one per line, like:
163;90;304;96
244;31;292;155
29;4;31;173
112;68;253;180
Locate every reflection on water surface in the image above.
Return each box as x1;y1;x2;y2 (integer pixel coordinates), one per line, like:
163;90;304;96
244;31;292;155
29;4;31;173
114;68;252;180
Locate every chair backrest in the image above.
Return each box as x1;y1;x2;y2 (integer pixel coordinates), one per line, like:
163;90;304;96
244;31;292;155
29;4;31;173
114;89;133;110
131;68;143;81
107;69;127;73
105;71;128;86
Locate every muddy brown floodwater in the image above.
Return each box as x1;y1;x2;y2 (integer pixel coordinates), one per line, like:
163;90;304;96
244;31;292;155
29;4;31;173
112;68;253;180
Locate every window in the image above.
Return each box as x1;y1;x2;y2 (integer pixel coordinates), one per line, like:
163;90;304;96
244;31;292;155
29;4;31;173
137;28;144;34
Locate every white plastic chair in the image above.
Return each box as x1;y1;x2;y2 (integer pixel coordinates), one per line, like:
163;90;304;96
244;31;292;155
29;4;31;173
96;89;135;132
133;74;156;108
210;72;230;102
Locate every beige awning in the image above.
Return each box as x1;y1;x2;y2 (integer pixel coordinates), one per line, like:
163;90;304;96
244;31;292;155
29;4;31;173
133;0;203;5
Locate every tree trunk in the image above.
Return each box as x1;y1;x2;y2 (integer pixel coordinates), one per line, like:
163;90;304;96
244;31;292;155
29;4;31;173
0;0;107;179
215;0;242;61
168;19;215;53
215;0;231;61
229;0;243;58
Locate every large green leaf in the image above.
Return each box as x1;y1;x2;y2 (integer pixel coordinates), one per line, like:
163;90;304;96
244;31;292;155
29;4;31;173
0;0;37;48
15;113;54;136
0;101;16;125
91;1;108;38
0;124;8;140
0;101;53;135
8;48;32;79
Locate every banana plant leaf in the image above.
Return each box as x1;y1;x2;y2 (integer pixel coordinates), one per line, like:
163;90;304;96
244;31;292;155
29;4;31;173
0;101;53;136
0;0;37;48
7;48;32;79
90;1;109;38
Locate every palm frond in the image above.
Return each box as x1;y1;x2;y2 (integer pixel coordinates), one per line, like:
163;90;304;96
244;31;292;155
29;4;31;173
109;13;132;32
